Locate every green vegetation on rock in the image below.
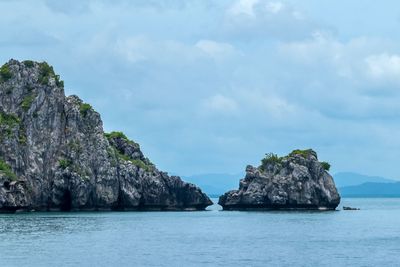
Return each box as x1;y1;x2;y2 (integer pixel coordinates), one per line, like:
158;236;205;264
259;149;332;173
0;112;20;139
105;131;129;140
104;131;139;146
0;64;12;82
21;94;36;111
68;140;82;154
0;159;17;181
18;127;27;145
0;111;20;127
130;159;151;171
321;161;331;171
23;60;34;68
38;62;55;85
59;159;72;169
112;148;152;172
38;61;63;87
289;149;313;157
55;75;64;87
261;153;282;165
79;103;92;117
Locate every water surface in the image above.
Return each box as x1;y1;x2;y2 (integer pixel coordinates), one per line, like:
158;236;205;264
1;198;399;266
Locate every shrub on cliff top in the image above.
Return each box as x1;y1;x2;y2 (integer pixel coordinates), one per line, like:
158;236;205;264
105;131;139;146
0;64;12;82
38;62;55;85
321;161;331;171
260;152;282;170
79;103;92;117
105;131;129;140
23;60;34;68
36;61;64;87
55;75;64;88
289;149;313;158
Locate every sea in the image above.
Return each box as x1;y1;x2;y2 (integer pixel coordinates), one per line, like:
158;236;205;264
0;198;399;267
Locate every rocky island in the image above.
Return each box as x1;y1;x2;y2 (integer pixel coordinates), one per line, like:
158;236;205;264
0;59;212;212
219;149;340;210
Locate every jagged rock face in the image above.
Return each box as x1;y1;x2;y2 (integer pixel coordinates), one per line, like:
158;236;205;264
219;150;341;210
0;59;212;211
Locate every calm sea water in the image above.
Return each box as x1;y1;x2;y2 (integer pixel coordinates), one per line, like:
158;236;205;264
0;198;399;267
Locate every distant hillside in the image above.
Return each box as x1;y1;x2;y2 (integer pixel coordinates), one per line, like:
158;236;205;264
333;172;396;187
183;173;243;196
339;182;400;197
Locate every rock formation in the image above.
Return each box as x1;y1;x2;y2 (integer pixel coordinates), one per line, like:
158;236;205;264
0;59;212;212
219;149;340;210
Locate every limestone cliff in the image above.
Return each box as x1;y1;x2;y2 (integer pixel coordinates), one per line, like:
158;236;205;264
0;59;212;212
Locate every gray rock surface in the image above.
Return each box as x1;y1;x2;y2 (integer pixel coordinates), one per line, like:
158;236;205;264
219;149;340;210
0;59;212;212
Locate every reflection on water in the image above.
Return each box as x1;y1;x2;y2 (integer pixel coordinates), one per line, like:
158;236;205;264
0;198;400;267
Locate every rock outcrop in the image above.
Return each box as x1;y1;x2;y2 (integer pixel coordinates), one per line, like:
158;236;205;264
0;59;212;212
219;149;340;210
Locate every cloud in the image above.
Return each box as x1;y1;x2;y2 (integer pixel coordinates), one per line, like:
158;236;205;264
2;0;400;177
202;94;239;115
265;2;284;13
45;0;91;15
114;36;199;64
195;40;236;59
227;0;259;16
365;53;400;83
0;28;59;47
114;36;237;65
114;36;151;63
224;0;326;41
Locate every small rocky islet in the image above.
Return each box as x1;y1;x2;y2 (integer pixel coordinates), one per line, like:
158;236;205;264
219;149;341;210
0;59;212;212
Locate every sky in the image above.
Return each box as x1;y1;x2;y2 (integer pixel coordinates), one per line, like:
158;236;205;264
1;0;400;178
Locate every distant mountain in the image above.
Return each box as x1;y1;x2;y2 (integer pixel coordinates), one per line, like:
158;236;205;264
183;173;243;196
333;172;396;187
339;182;400;197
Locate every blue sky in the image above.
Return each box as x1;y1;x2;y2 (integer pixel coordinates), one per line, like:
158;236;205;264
1;0;400;178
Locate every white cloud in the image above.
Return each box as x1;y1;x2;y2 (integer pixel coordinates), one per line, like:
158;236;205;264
365;53;400;82
224;0;321;41
265;2;284;14
114;37;203;64
227;0;259;17
45;0;90;15
278;30;343;65
278;33;399;83
202;94;238;114
4;0;400;177
115;36;150;63
195;40;236;59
